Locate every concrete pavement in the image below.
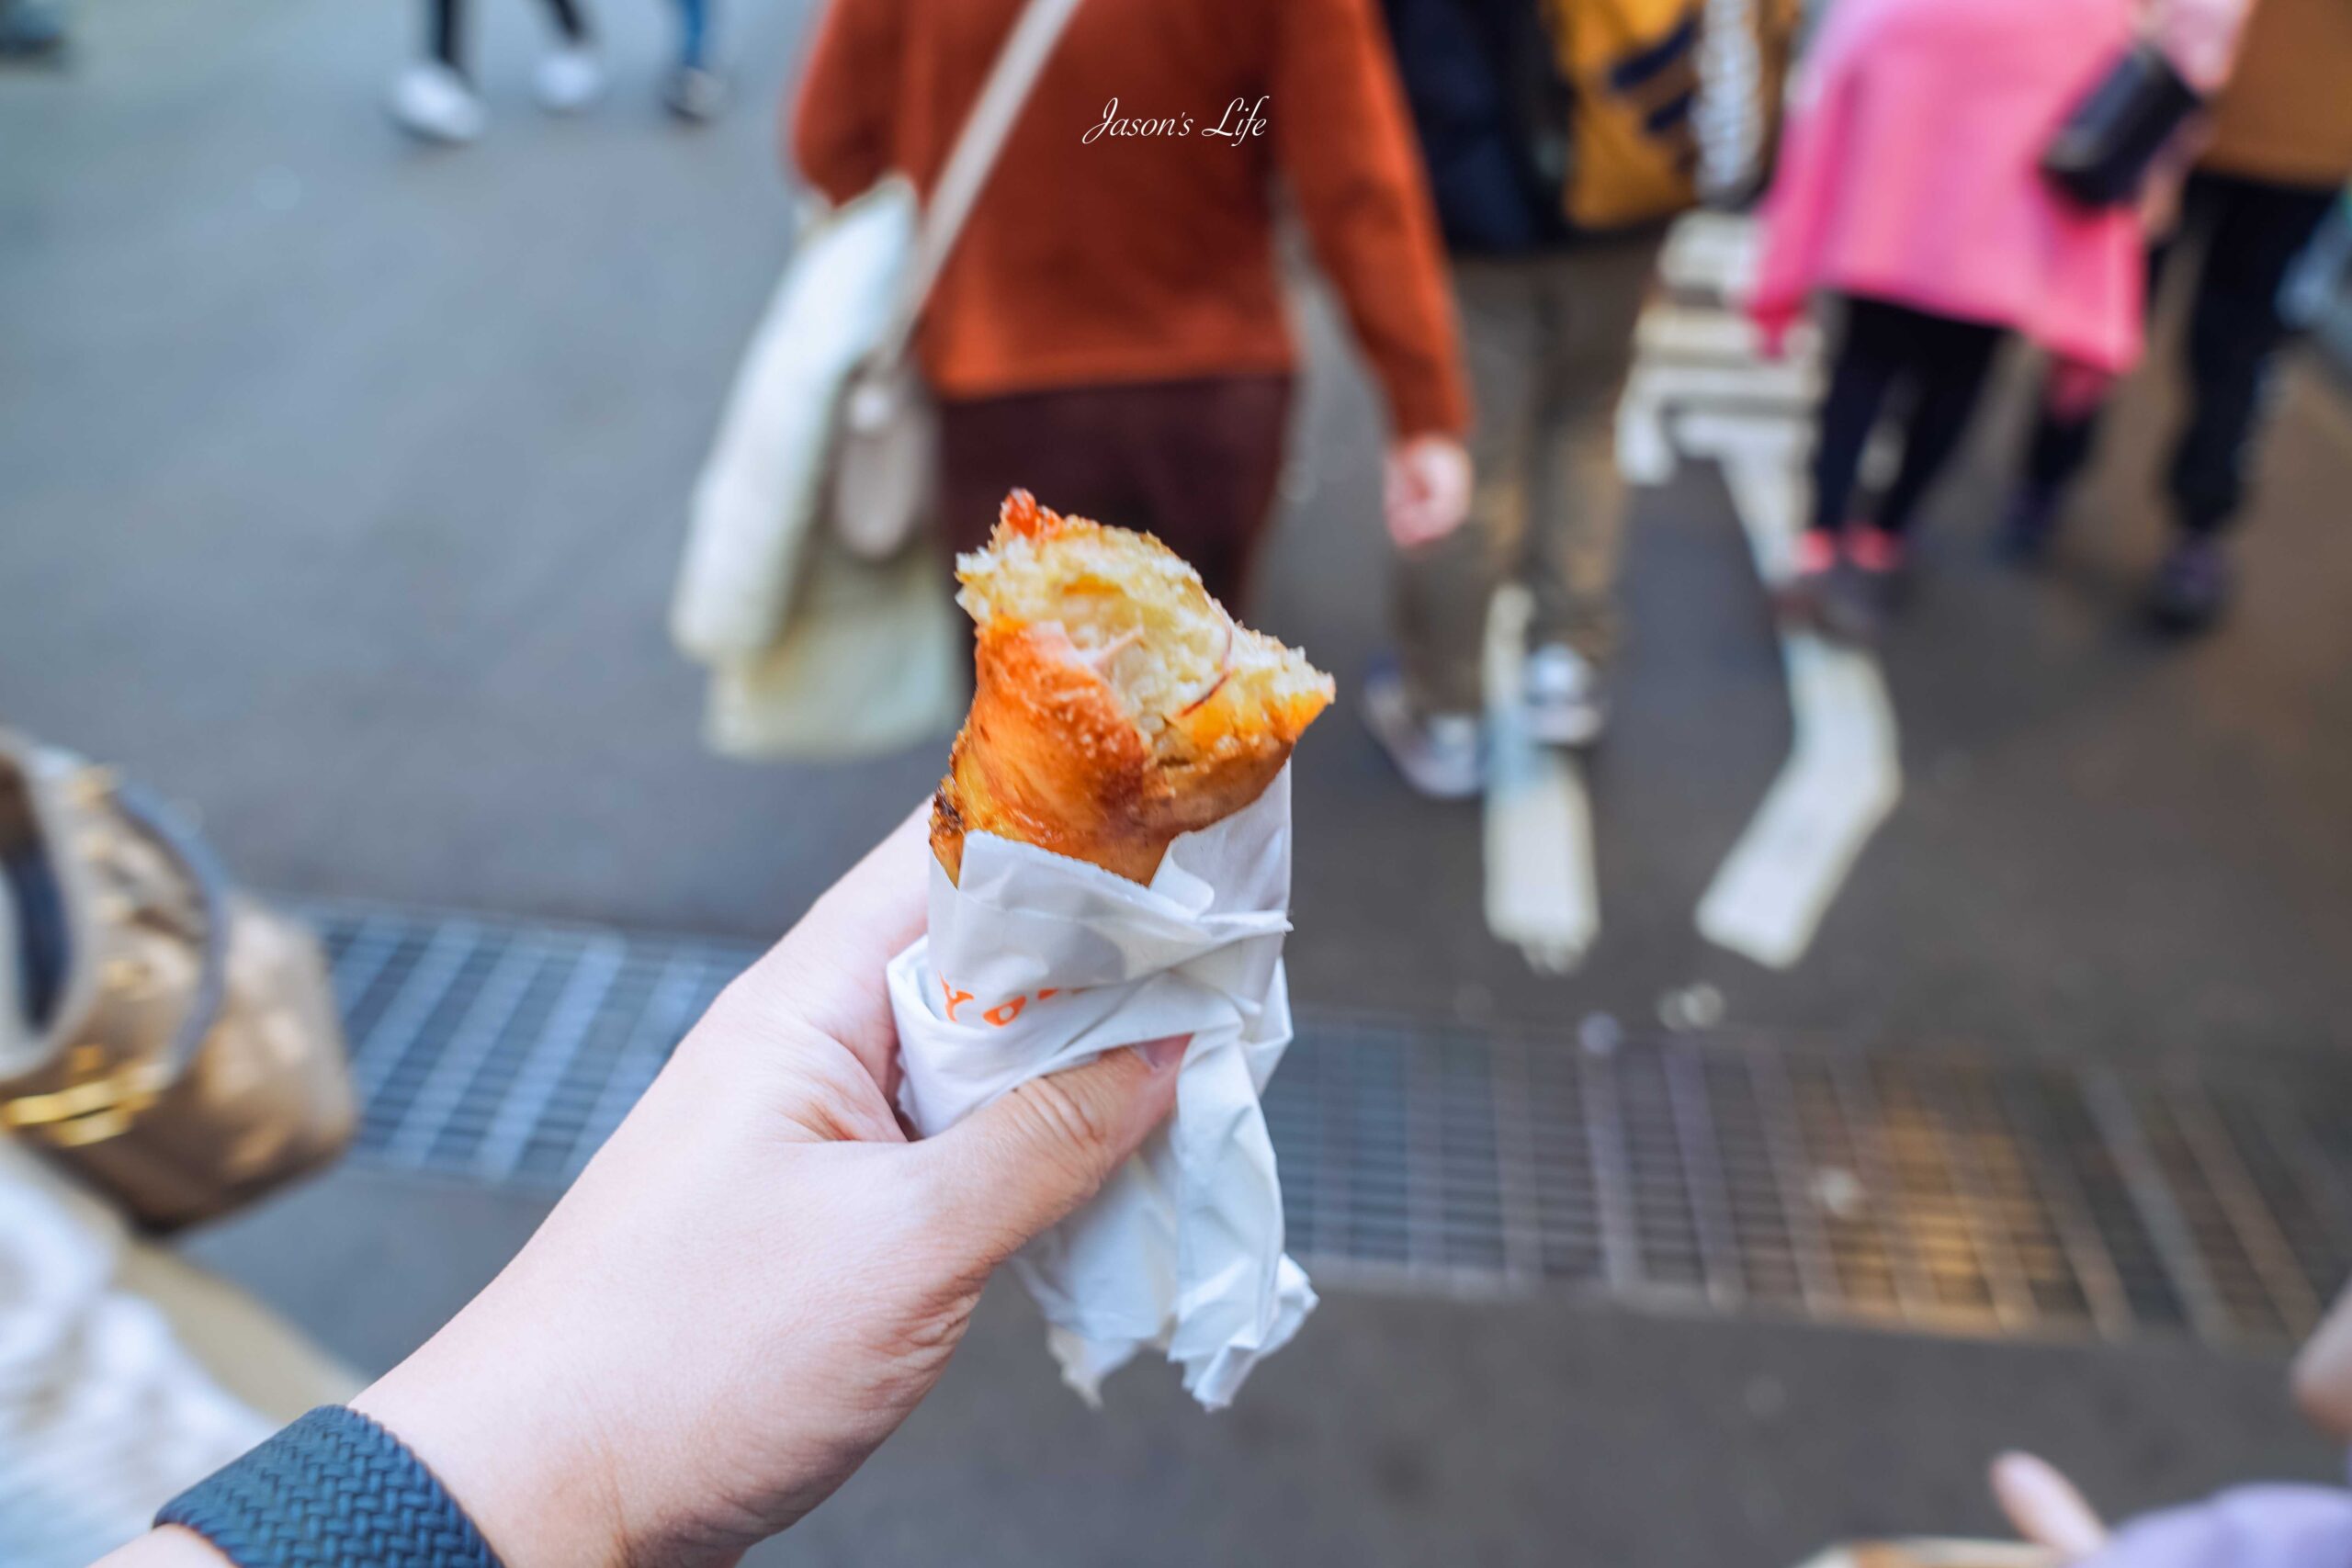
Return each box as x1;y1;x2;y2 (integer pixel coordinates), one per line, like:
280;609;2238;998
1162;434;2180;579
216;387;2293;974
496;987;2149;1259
183;1167;2342;1567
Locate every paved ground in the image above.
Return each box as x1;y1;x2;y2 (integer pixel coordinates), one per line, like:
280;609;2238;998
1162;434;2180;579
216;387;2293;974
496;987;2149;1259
183;1168;2342;1567
8;0;2352;1560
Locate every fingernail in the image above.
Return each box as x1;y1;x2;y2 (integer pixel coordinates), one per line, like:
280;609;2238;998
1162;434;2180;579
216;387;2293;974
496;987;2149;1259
1136;1035;1188;1072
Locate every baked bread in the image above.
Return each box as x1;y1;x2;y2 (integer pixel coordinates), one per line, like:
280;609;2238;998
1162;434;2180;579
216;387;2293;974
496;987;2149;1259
932;491;1333;884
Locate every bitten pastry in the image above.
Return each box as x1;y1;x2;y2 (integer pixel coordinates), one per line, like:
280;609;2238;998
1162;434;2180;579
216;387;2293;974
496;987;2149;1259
932;491;1333;885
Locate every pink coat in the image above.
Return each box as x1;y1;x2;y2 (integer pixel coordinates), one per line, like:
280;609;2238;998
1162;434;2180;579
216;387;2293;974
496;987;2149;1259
1750;0;2149;374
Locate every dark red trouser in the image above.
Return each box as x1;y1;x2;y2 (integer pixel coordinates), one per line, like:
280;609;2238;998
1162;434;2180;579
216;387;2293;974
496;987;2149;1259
937;374;1293;610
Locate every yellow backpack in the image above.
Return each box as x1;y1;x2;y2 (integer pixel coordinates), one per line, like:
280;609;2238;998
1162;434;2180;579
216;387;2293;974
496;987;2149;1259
1549;0;1799;231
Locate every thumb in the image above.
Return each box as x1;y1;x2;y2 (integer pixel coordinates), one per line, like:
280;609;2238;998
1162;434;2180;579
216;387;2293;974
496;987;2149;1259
1991;1450;2108;1560
920;1036;1186;1269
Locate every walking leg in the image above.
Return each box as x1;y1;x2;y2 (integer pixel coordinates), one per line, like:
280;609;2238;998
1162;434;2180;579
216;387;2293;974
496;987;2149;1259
2150;173;2336;628
541;0;589;40
1871;315;2001;538
2166;175;2336;537
1523;231;1664;667
1395;259;1541;718
429;0;463;72
1809;298;1905;536
675;0;709;68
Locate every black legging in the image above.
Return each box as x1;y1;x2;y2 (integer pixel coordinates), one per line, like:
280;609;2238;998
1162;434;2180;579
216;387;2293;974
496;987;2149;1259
429;0;589;77
2023;170;2340;536
1810;295;2003;536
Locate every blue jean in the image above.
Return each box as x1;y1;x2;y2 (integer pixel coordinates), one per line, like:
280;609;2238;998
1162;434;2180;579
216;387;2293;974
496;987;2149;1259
674;0;708;67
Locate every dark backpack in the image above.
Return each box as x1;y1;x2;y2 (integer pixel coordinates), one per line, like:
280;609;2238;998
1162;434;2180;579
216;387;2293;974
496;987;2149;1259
1381;0;1577;253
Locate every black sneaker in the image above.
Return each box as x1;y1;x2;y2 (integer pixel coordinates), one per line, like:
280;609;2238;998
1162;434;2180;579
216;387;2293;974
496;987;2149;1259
1774;529;1843;633
1815;527;1908;645
2149;537;2232;634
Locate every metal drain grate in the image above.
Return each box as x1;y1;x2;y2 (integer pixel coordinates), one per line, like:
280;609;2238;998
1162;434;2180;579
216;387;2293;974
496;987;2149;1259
314;903;756;1187
1269;1019;2352;1350
306;904;2352;1351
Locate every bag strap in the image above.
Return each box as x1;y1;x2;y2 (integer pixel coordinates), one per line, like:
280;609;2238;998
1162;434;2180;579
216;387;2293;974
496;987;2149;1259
0;735;80;1079
0;815;24;1069
867;0;1087;371
0;753;234;1141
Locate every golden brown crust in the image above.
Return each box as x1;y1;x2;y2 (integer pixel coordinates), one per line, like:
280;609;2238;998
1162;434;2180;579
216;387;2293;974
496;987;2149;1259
933;623;1296;883
931;491;1329;885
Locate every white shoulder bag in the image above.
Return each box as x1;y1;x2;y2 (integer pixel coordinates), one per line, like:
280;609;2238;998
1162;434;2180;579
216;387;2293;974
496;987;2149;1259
831;0;1086;560
671;0;1082;758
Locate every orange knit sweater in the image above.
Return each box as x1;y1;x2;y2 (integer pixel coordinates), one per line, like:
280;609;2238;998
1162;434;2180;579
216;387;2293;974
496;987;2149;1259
790;0;1469;437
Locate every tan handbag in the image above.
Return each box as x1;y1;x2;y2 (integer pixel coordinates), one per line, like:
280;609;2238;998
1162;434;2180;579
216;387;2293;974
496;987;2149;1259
826;0;1086;561
0;734;354;1233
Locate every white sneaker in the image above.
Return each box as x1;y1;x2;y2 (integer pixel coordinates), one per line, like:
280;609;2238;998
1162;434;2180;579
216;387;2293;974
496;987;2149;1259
534;44;606;112
1522;644;1609;748
387;62;487;144
1363;662;1486;800
663;63;730;123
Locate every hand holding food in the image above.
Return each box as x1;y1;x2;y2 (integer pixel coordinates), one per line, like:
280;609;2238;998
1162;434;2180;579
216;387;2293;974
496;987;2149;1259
102;814;1181;1568
890;490;1329;1407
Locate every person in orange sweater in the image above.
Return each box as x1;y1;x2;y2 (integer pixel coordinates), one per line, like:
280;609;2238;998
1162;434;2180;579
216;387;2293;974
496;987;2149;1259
789;0;1473;610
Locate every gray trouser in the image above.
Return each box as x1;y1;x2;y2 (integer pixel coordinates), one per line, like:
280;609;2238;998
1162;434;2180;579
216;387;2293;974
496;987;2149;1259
1396;232;1665;716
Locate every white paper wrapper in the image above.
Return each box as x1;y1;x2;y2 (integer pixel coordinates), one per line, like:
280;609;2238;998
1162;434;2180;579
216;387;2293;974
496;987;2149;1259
885;766;1316;1410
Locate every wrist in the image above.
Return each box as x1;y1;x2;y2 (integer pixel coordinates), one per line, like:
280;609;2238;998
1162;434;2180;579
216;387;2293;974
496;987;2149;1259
349;1303;632;1568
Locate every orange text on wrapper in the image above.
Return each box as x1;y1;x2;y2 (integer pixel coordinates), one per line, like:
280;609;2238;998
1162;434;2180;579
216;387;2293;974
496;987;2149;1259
938;976;1066;1028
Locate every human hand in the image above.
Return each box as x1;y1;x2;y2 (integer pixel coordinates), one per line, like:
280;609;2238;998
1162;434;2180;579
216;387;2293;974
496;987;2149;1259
1989;1447;2352;1568
2150;0;2252;92
2292;1280;2352;1441
118;810;1183;1568
1992;1450;2109;1562
1383;434;1472;549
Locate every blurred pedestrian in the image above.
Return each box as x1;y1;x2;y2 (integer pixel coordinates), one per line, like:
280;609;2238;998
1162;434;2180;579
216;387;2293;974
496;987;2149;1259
1751;0;2152;642
388;0;605;144
388;0;725;142
789;0;1473;616
2004;0;2352;632
1368;0;1791;793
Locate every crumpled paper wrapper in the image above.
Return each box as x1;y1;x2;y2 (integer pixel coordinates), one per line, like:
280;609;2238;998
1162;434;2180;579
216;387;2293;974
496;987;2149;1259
885;767;1316;1409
